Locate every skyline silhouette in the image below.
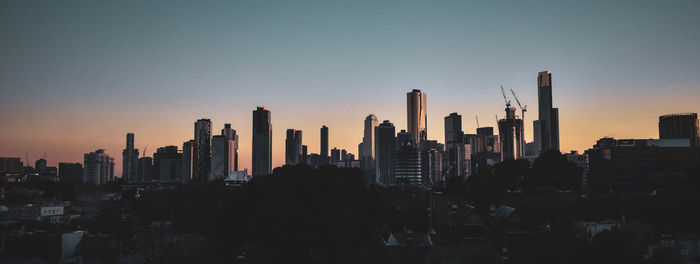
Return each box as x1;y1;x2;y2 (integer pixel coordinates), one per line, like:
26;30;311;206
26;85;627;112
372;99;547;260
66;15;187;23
1;0;699;175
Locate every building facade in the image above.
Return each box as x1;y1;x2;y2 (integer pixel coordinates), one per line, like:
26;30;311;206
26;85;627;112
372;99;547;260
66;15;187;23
407;89;427;144
193;119;212;181
659;113;699;146
535;71;560;153
121;133;139;182
285;129;303;165
83;149;114;185
252;107;272;176
375;120;396;185
395;130;422;186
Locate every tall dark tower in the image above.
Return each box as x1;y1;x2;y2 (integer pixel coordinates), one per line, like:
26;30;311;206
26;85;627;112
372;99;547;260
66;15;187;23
535;71;560;153
221;123;239;171
285;129;303;165
252;107;272;176
321;125;329;162
358;114;378;183
121;133;138;181
407;89;427;144
444;113;465;178
194;119;212;181
659;113;699;146
375;120;396;185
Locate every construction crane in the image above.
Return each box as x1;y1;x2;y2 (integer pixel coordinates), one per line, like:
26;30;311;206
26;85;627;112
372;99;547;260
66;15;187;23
510;88;527;121
475;115;480;128
143;146;147;158
500;85;511;108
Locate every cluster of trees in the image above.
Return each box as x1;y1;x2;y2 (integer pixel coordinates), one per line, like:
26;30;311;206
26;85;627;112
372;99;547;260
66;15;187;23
132;165;387;263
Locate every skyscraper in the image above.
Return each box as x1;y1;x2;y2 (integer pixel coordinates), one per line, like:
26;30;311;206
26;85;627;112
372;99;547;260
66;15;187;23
221;123;239;171
194;119;212;181
252;107;272;176
395;130;421;186
301;145;308;164
419;140;443;187
375;120;396;185
659;113;699;146
138;156;153;181
444;113;465;178
498;107;524;160
534;71;560;153
407;89;427;144
212;135;235;180
182;140;194;183
285;129;303;165
83;149;114;185
154;146;182;182
121;133;139;181
321;125;329;162
358;114;378;184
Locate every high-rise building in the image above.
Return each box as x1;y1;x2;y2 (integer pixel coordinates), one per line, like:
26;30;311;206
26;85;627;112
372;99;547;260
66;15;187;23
358;114;378;184
58;162;83;183
194;119;212;181
154;146;182;183
121;133;139;181
498;107;524;160
137;156;153;182
407;89;427;144
321;125;329;162
395;130;421;186
444;113;465;178
182;140;194;183
252;107;272;176
535;71;560;152
221;123;239;171
375;120;396;185
83;149;114;185
285;129;303;165
419;140;443;187
659;113;699;146
330;147;341;165
212;135;237;180
35;158;47;172
301;145;308;164
0;157;23;175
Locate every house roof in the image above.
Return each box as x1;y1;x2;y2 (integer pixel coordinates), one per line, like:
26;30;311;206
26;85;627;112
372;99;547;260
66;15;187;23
493;205;516;223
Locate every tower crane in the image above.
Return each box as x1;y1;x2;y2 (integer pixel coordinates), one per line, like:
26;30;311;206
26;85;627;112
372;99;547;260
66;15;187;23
500;85;511;108
510;88;527;121
475;115;480;128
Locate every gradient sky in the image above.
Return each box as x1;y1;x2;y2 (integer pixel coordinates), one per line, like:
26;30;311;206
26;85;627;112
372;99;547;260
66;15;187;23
1;0;699;176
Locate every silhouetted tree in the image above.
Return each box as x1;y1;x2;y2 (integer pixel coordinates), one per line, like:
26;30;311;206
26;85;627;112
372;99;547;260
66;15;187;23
522;150;582;191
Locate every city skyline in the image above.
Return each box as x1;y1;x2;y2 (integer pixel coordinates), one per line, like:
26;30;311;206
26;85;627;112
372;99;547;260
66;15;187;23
2;0;700;176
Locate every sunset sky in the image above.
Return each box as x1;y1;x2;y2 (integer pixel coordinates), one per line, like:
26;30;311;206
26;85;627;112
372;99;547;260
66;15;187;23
1;0;699;176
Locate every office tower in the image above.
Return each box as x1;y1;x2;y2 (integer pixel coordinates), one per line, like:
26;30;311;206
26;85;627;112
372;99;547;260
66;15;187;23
83;149;114;185
301;145;308;164
395;130;421;186
341;149;347;161
0;157;23;175
659;113;699;146
285;129;303;165
252;107;272;176
535;70;560;152
35;158;47;172
137;156;153;181
331;147;341;164
375;120;396;185
358;114;379;184
498;107;524;160
444;113;465;178
153;146;182;182
419;140;443;187
193;119;212;181
212;135;232;180
321;125;329;161
407;89;427;143
58;163;83;183
182;140;194;182
221;123;239;171
121;133;139;181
